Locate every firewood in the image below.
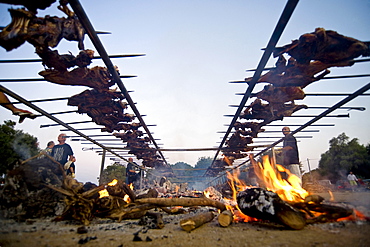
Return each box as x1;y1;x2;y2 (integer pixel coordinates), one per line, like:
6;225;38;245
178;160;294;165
180;211;216;232
218;210;234;227
143;212;165;229
237;188;306;230
305;203;353;223
135;197;226;211
160;207;188;215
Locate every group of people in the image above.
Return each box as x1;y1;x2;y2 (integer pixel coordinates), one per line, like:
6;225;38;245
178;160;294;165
43;133;76;178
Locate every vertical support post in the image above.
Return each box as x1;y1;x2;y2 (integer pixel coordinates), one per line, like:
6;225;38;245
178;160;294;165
307;158;313;182
99;149;106;185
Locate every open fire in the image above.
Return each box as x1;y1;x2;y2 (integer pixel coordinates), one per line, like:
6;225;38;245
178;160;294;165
219;154;369;228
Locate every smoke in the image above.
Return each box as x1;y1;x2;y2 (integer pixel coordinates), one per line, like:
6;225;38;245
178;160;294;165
12;135;33;160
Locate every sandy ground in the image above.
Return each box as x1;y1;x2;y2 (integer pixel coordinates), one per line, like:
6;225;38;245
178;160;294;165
0;191;369;247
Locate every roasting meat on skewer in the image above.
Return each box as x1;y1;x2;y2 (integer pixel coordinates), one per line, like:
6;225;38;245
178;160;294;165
0;3;85;51
0;8;34;51
233;121;265;138
245;55;354;88
68;89;134;132
37;48;94;71
27;13;85;50
40;66;114;89
240;99;307;124
256;85;305;103
273;27;370;64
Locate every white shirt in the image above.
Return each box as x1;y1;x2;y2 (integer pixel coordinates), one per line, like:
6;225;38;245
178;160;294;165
347;174;357;181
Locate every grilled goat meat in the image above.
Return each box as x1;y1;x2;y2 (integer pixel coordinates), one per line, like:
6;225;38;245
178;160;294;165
40;66;114;89
273;27;370;64
37;48;94;71
240;99;307;123
234;121;265;138
101;122;141;133
246;55;354;88
113;130;144;142
256;85;305;103
27;14;85;50
68;89;133;131
226;131;253;148
0;8;34;51
0;4;85;51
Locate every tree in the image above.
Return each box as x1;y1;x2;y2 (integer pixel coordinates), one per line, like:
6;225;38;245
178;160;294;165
0;120;40;175
318;133;370;181
171;162;193;183
99;162;126;184
192;157;212;177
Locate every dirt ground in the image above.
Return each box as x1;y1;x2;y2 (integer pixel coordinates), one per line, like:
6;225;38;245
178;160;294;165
0;191;369;247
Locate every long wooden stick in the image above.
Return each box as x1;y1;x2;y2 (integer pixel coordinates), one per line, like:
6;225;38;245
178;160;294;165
135;197;226;211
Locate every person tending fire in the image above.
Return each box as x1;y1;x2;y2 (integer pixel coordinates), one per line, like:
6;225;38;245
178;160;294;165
126;157;139;185
51;133;75;177
281;126;302;180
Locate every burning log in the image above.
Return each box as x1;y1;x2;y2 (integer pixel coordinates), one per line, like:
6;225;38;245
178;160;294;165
135;197;227;212
218;210;234;227
105;180;136;202
237;188;306;230
180;211;216;232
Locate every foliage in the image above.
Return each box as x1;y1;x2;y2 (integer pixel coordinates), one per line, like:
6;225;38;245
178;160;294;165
169;157;212;189
99;162;126;184
0;120;40;175
318;133;370;181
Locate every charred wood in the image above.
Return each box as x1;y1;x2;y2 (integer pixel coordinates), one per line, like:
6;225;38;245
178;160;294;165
237;188;306;230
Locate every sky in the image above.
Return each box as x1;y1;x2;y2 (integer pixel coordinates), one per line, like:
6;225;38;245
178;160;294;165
0;0;370;184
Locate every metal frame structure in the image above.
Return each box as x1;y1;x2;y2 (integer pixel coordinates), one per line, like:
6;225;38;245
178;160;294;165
0;0;369;185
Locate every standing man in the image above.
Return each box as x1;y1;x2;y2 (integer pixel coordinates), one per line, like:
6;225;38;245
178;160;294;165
282;126;301;179
347;171;358;191
126;157;138;185
51;133;75;170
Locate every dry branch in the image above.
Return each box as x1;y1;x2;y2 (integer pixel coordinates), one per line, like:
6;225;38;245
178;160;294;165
135;197;226;211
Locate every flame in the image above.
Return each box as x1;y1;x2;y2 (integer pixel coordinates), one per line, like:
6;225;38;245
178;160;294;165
224;168;258;222
129;183;134;190
251;155;309;202
98;179;119;198
224;155;309;222
123;194;131;203
108;179;118;186
99;189;109;198
203;190;211;198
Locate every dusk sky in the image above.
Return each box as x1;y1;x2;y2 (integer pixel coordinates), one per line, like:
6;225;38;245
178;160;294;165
0;0;369;184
